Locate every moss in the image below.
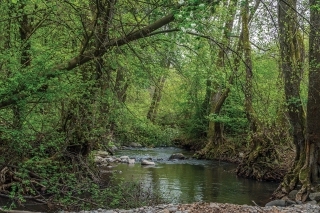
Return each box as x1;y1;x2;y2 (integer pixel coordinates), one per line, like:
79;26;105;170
299;167;310;183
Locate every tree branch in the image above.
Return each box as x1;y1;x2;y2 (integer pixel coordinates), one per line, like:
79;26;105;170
0;12;175;109
56;12;175;71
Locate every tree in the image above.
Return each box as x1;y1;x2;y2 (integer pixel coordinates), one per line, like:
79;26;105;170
275;0;320;201
272;0;307;200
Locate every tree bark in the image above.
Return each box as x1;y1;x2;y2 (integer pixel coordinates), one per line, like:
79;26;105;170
199;0;238;155
272;0;307;199
147;76;166;123
199;0;260;157
242;0;256;133
306;0;320;186
13;1;32;130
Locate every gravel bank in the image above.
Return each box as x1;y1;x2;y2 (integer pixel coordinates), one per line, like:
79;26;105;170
59;202;320;213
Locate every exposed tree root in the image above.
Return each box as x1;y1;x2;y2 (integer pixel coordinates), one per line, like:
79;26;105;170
236;130;293;182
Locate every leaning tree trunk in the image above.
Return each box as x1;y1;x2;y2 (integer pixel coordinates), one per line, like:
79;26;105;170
272;0;307;199
197;0;238;157
199;0;261;158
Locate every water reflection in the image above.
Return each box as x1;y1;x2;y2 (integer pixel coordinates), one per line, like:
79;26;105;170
113;148;278;206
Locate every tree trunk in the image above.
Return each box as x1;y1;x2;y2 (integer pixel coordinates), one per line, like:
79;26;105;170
61;0;118;157
272;0;307;200
235;0;287;181
199;0;260;157
275;0;320;201
147;75;166;123
14;1;32;130
242;0;256;133
197;0;237;156
303;0;320;191
114;68;129;103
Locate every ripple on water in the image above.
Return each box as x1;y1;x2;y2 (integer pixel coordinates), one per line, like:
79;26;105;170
113;147;279;206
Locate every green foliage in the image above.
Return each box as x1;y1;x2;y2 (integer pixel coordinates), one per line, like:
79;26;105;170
0;0;310;209
113;108;179;147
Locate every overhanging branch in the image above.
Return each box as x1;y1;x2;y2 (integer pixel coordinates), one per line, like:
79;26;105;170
0;13;175;109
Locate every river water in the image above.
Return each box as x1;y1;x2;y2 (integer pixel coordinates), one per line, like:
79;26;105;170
110;147;278;206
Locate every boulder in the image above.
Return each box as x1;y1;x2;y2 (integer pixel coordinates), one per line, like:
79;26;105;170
130;142;142;147
141;160;155;165
309;192;320;201
94;156;104;163
288;190;298;200
120;156;130;163
105;157;115;163
308;200;318;205
265;200;286;207
169;153;186;160
95;150;110;158
128;159;135;164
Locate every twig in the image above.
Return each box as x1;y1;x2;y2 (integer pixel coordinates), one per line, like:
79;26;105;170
252;200;265;212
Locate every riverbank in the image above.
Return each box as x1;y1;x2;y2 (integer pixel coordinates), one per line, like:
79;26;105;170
2;202;320;213
50;202;320;213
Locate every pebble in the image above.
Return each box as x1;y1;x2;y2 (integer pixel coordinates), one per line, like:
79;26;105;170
59;202;320;213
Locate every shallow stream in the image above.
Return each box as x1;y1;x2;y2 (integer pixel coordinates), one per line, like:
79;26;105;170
109;147;278;206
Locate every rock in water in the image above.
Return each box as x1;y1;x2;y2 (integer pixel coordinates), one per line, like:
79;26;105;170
169;153;186;160
120;156;129;163
141;159;155;165
130;142;142;147
128;159;135;164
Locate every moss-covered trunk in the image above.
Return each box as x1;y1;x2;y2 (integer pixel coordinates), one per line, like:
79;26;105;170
236;0;272;180
147;75;166;123
198;1;237;157
272;0;312;201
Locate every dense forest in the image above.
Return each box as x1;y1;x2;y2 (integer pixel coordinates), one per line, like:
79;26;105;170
0;0;320;211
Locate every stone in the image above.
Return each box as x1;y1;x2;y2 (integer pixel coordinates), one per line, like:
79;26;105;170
169;153;186;160
120;156;130;160
309;192;320;201
129;142;142;147
308;200;318;205
128;158;135;164
120;156;129;163
288;190;298;200
265;199;286;207
209;203;220;208
157;209;170;213
167;207;178;212
94;156;104;163
141;159;155;165
95;150;110;157
105;157;115;163
285;199;296;206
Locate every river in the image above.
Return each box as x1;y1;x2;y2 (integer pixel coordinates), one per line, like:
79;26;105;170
107;147;279;206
